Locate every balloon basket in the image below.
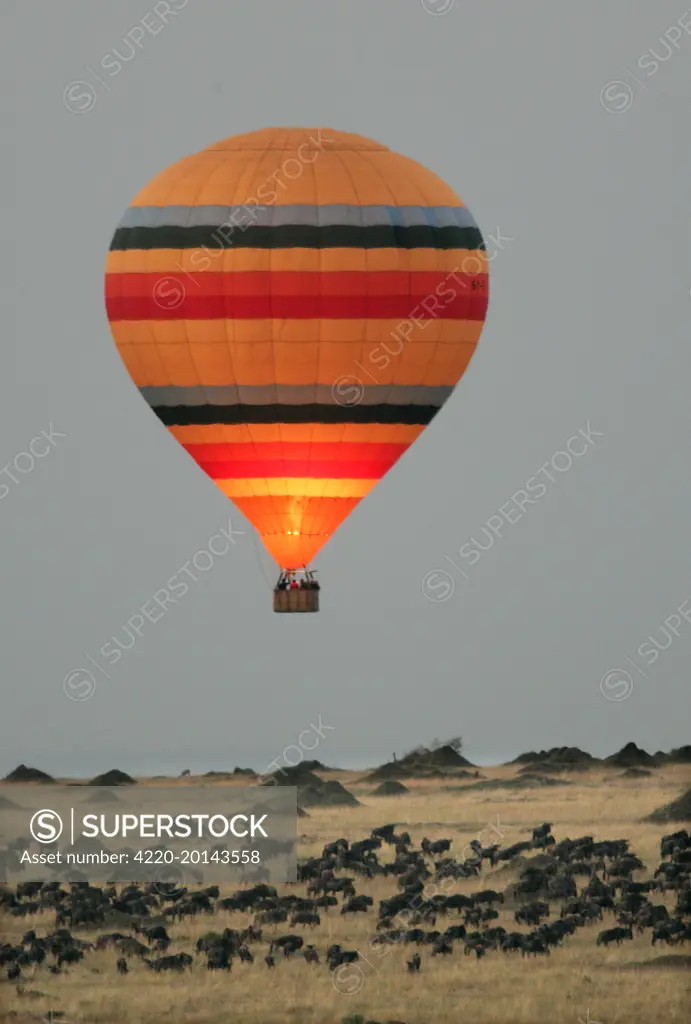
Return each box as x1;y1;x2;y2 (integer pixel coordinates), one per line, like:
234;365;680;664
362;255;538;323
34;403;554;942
273;588;320;613
273;568;320;613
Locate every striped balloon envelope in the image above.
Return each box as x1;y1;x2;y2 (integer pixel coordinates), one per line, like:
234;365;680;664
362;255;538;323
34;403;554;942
105;127;489;577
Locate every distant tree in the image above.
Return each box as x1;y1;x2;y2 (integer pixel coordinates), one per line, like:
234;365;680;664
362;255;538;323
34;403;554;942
431;736;463;753
402;736;463;760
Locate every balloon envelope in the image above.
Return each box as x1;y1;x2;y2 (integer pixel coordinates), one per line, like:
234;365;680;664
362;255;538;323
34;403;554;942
105;128;489;569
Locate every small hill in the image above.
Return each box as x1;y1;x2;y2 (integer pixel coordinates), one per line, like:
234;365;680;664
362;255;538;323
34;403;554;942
372;780;409;796
300;779;360;808
421;744;475;768
88;769;136;786
508;750;541;764
233;766;257;777
620;767;653;779
261;766;359;807
4;764;54;783
508;747;595;767
646;785;691;824
365;745;474;782
665;745;691;764
606;742;656;768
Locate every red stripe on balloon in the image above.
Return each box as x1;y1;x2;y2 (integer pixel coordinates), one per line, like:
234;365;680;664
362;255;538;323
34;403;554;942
197;459;400;480
105;270;487;297
105;270;488;321
182;442;410;462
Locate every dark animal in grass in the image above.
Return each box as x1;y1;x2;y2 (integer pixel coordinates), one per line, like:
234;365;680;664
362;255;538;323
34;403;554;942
341;895;373;915
596;926;633;947
327;944;359;968
651;921;686;946
473;889;504;905
116;958;128;975
265;954;275;968
291;911;321;927
304;945;320;964
57;947;84;968
7;964;21;980
407;952;421;972
431;939;453;956
206;947;231;970
271;935;303;957
515;901;550;926
522;936;551;957
145;953;193;972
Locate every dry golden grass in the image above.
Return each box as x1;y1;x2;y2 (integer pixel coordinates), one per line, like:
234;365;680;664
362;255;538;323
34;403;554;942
1;764;689;1023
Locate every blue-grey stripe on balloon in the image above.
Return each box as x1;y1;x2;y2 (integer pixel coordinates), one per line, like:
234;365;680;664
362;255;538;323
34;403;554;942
139;384;454;407
118;204;479;231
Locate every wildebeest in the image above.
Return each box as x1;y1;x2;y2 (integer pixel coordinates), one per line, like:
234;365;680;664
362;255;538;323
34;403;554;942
596;926;633;947
341;895;373;915
407;952;421;972
291;911;321;927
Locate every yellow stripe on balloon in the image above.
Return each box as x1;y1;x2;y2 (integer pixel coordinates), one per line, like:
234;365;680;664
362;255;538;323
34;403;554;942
216;478;377;498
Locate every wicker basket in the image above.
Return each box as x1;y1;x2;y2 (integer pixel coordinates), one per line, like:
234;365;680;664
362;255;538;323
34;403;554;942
273;588;320;613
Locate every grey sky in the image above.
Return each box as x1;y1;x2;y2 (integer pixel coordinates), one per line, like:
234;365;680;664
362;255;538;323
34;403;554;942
2;0;690;779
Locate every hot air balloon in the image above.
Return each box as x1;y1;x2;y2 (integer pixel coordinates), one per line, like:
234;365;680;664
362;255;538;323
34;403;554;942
104;127;489;612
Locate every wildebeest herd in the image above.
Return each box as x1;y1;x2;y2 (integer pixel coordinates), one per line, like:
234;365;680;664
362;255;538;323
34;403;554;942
1;821;690;988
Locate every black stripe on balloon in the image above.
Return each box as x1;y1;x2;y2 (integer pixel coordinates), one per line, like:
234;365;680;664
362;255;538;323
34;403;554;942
151;404;440;426
110;224;485;252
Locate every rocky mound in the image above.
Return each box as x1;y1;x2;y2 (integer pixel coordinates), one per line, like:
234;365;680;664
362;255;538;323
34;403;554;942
88;769;136;786
508;746;595;767
233;766;257;777
620;767;653;779
606;742;656;768
204;771;234;778
372;780;409;796
646;785;691;824
365;746;473;782
665;745;691;764
4;764;54;783
261;766;359;807
520;746;597;770
300;779;360;808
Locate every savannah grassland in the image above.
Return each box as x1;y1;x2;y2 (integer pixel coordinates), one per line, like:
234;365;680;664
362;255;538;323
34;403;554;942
1;764;690;1024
